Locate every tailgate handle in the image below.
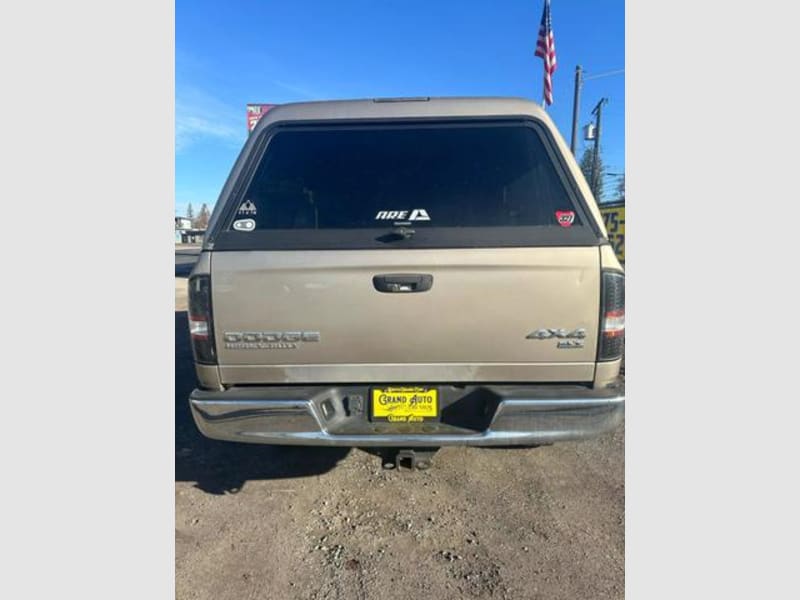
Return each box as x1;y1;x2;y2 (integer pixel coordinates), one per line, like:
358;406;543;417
373;274;433;293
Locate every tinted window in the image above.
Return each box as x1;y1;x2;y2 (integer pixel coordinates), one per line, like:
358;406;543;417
231;124;583;231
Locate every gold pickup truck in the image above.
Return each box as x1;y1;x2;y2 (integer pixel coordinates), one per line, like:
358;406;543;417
187;97;624;468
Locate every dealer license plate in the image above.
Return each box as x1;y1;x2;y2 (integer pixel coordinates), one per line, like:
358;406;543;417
371;386;438;422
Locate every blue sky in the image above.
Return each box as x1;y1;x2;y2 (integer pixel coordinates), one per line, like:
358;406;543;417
176;0;624;216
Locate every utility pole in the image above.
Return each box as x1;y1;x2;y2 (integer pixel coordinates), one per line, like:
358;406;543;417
570;65;582;155
590;97;608;197
570;67;623;157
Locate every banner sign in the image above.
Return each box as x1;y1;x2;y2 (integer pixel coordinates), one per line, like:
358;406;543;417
599;202;625;264
247;104;277;133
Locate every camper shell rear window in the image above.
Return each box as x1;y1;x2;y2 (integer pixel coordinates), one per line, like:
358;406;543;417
212;119;602;250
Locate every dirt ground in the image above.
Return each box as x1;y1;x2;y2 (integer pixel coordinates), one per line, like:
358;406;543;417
175;275;624;600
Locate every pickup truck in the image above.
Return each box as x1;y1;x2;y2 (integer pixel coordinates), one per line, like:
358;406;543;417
187;97;624;468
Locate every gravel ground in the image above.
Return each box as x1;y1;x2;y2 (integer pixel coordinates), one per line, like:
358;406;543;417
175;276;624;600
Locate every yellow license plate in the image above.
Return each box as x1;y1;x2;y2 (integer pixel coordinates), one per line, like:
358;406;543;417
371;387;438;422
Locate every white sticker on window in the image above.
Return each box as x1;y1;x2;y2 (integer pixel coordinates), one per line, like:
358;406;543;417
375;209;430;221
233;218;256;232
238;200;257;215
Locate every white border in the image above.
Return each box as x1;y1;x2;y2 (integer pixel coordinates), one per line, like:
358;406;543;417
628;1;799;597
2;2;173;598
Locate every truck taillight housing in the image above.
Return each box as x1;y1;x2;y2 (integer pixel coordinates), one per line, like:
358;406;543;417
188;275;217;365
598;270;625;361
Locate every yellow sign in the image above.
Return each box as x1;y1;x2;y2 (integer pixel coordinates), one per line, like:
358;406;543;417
371;387;438;422
600;203;625;264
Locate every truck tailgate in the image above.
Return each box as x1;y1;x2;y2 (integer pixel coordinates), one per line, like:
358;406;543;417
211;247;599;383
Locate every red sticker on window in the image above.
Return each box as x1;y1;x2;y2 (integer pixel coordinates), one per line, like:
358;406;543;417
556;210;575;227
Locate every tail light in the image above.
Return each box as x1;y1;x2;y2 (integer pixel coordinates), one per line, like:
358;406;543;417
598;270;625;361
188;275;217;364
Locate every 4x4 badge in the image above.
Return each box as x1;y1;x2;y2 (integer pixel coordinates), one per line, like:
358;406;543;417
527;328;586;340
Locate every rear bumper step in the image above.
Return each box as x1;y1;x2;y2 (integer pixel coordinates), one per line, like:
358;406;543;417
189;383;624;447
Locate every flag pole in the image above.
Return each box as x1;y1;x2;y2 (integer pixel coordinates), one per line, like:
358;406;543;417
545;0;549;109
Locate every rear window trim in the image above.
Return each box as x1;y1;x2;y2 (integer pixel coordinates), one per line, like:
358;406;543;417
210;226;601;251
210;117;603;251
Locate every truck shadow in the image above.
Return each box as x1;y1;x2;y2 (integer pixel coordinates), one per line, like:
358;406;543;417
175;311;350;494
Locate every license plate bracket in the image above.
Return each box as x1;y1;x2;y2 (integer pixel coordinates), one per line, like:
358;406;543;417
370;386;439;423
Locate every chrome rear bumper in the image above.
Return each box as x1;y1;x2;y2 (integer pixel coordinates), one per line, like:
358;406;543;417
189;384;623;447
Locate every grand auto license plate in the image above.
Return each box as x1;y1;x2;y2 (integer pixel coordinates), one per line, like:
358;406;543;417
371;387;438;422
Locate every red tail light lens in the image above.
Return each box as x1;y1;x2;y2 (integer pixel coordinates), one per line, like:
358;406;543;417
188;275;217;364
599;271;625;361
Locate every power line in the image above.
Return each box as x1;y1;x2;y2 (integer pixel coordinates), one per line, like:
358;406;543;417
584;68;625;81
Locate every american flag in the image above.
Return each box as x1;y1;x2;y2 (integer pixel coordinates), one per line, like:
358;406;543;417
534;0;557;106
